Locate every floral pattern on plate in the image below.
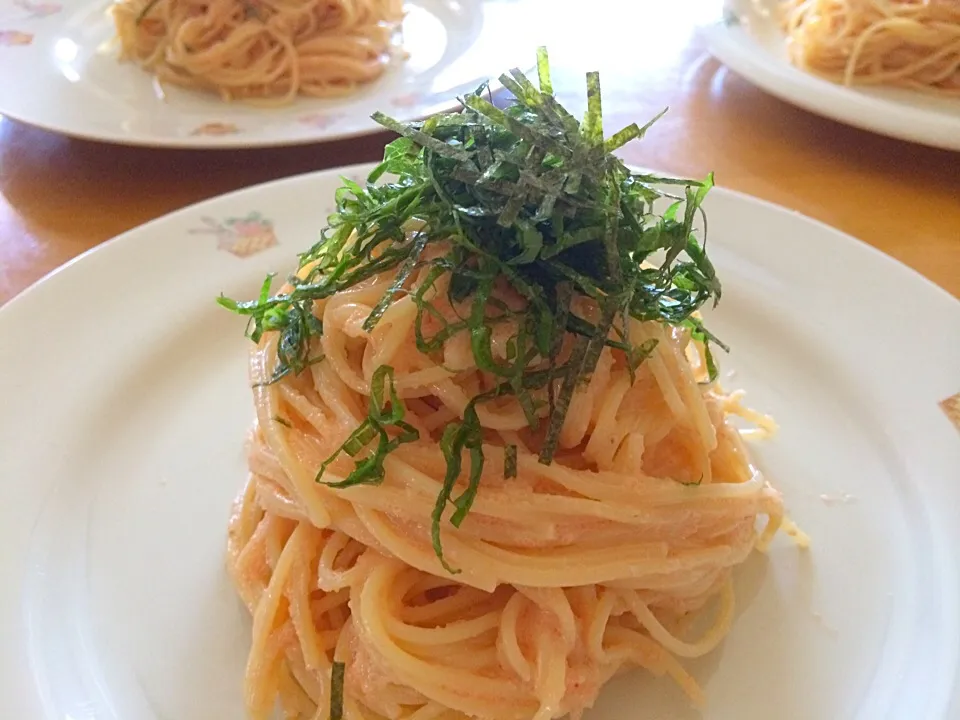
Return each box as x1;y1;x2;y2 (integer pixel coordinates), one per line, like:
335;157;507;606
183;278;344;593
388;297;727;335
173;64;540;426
190;212;278;258
390;92;422;108
190;122;240;137
297;111;346;129
13;0;61;18
0;29;32;45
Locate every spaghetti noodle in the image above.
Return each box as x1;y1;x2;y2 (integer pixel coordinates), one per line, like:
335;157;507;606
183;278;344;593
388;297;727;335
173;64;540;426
222;52;799;719
782;0;960;96
111;0;403;104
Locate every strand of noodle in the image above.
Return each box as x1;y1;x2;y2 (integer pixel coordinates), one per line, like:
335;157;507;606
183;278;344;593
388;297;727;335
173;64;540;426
497;592;533;682
657;324;718;451
587;589;617;663
246;520;302;717
583;370;632;468
356;561;539;716
783;0;960;96
286;525;325;670
316;531;367;591
531;634;567;720
602;625;705;705
253;340;334;529
277;667;314;718
620;580;736;659
519;587;578;652
631;324;687;421
386;603;501;645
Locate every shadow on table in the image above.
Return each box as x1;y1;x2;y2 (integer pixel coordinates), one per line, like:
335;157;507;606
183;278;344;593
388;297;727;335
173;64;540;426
692;56;960;201
0;117;392;240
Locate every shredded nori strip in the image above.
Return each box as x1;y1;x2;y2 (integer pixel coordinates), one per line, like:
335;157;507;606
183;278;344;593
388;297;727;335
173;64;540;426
329;661;345;720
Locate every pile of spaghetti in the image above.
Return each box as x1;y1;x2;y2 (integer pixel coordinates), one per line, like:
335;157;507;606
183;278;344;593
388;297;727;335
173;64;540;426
111;0;403;103
782;0;960;96
221;50;792;720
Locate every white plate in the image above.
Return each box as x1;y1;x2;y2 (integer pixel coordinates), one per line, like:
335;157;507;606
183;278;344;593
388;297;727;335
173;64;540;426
703;0;960;151
1;163;959;720
0;0;543;147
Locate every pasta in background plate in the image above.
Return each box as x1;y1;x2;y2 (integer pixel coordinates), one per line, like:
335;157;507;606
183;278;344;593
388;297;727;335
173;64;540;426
782;0;960;97
112;0;403;104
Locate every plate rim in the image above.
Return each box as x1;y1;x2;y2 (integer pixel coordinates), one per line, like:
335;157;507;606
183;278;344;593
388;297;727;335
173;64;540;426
0;93;466;150
702;7;960;152
1;163;958;719
6;163;957;315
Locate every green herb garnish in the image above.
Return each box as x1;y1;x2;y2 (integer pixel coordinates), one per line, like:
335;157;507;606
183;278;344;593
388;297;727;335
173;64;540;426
329;661;345;720
504;444;518;479
219;47;724;572
134;0;162;23
316;365;419;488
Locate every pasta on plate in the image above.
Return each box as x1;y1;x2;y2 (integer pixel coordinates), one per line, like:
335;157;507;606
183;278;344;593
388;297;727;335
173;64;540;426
221;50;804;719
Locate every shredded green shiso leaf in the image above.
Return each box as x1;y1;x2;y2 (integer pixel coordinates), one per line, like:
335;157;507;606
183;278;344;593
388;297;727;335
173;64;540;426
219;48;725;573
329;661;345;720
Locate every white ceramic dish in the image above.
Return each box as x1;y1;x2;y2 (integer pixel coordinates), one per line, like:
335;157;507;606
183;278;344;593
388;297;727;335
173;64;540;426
704;0;960;151
0;0;543;147
1;163;959;719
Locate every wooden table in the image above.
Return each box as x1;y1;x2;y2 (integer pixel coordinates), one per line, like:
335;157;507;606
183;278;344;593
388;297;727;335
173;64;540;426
1;5;958;306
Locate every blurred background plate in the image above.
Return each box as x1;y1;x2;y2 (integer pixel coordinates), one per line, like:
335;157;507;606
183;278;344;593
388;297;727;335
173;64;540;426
0;0;543;148
704;0;960;151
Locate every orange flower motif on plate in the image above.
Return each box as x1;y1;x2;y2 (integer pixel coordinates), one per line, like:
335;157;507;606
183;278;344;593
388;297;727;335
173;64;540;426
297;111;345;129
190;122;240;136
390;92;421;108
190;212;279;258
0;30;32;45
940;392;960;433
